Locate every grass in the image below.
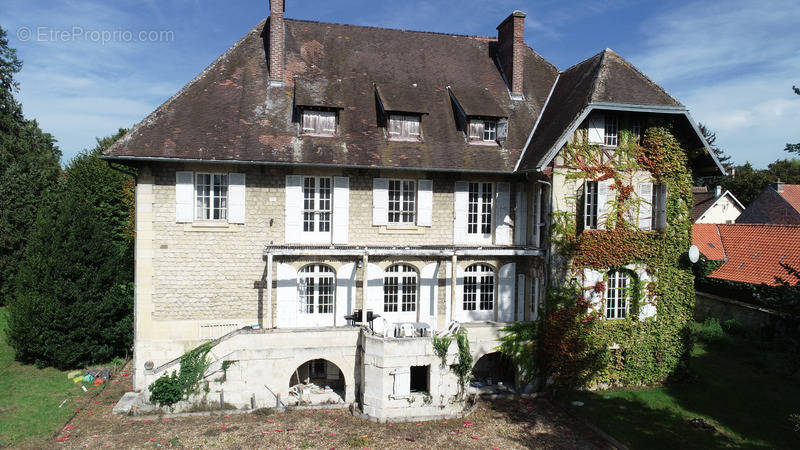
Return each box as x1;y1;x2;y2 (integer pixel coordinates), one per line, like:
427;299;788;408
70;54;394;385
0;307;82;446
560;320;800;449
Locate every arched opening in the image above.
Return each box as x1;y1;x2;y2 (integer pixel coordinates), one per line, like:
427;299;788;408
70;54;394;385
470;352;516;393
297;264;336;326
288;359;345;405
382;263;419;324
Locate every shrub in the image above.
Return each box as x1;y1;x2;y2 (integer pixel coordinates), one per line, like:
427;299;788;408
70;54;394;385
695;318;725;342
150;372;183;407
432;335;451;363
721;319;746;336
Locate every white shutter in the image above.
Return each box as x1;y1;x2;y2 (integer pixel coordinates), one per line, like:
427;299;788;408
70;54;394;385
532;277;540;320
392;368;410;397
498;263;516;322
597;179;612;229
420;263;439;329
417;179;433;226
175;171;194;223
532;184;543;246
514;187;528;245
468;121;482;140
285;175;303;243
372;178;389;226
657;183;668;230
588;113;605;144
321;111;336;134
276;263;298;328
494;182;512;245
516;274;525;321
453;181;469;244
366;264;384;318
332;176;350;244
388;116;401;137
227;173;246;224
335;263;356;326
496;118;508;143
638;182;653;230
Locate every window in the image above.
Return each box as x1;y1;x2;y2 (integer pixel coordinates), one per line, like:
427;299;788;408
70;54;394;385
383;264;418;313
388;180;416;224
631;118;642;143
298;264;335;314
532;184;547;247
302;109;336;136
464;264;494;312
196;173;228;220
604;115;619;146
410;365;429;393
388;114;421;141
605;270;630;319
468;119;497;142
467;182;493;235
302;176;332;238
584;181;599;230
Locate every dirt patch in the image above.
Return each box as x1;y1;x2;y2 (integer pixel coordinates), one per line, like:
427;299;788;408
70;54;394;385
38;363;612;449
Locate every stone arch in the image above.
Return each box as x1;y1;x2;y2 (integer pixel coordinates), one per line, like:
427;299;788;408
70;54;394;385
286;357;351;405
471;351;516;388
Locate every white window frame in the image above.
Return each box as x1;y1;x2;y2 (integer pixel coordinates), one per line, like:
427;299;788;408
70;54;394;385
604;115;619;147
388;114;421;141
468;119;498;143
584;181;599;230
301;109;337;136
467;182;493;240
302;176;332;243
464;264;495;312
298;264;336;315
605;270;630;319
388;179;416;224
195;173;228;221
383;264;418;317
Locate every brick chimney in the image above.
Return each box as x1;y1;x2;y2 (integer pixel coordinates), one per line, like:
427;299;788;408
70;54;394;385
268;0;285;85
497;10;526;100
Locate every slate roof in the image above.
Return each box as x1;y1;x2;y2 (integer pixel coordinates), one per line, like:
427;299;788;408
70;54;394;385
105;18;557;172
736;184;800;225
515;49;690;172
104;15;719;175
692;223;725;260
706;224;800;286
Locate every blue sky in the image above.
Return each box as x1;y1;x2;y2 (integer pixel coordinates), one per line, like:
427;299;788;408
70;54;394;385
1;0;798;167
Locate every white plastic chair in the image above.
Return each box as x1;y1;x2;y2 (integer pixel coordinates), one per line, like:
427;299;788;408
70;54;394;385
399;323;415;338
436;320;460;337
372;316;392;338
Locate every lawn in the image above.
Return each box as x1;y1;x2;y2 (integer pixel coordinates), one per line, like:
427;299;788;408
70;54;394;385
559;321;800;449
0;307;83;447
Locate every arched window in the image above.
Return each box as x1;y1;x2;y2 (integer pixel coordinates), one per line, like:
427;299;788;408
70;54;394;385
606;270;631;319
383;264;418;313
298;264;335;314
464;264;494;311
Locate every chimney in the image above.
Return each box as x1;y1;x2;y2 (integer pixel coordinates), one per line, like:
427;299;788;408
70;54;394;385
773;179;785;193
714;186;722;198
497;10;526;100
268;0;285;85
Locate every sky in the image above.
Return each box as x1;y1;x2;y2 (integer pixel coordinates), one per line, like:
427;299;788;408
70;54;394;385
1;0;798;168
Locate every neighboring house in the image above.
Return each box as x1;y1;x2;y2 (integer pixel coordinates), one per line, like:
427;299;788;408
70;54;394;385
691;186;744;224
104;1;723;419
736;182;800;225
693;223;800;285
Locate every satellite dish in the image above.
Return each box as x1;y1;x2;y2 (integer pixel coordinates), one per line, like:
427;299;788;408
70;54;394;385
688;245;700;263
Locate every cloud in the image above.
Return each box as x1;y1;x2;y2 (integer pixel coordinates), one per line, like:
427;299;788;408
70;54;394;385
629;0;800;167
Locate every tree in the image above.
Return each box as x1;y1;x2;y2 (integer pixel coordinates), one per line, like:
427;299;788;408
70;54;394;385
698;122;732;170
0;26;62;305
7;130;135;368
786;86;800;155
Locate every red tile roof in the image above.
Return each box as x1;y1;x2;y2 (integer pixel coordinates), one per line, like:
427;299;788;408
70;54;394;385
779;184;800;214
708;224;800;286
692;224;725;260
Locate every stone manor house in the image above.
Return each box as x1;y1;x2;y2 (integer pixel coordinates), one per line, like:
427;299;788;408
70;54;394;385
105;1;724;420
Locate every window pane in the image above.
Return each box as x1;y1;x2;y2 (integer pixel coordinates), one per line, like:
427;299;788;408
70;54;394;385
481;183;493;234
468;182;479;234
604;116;618;146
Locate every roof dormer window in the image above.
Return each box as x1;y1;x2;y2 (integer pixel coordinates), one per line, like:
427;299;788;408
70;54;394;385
388;114;421;141
604;115;619;146
301;109;337;136
469;119;498;143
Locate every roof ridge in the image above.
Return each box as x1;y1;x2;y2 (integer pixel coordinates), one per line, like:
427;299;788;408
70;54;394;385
285;17;497;41
586;49;608;104
106;19;267;155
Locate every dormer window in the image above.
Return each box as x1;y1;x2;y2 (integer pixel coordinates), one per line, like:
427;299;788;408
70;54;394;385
302;109;337;136
631;118;642;143
469;119;497;143
388;114;421;141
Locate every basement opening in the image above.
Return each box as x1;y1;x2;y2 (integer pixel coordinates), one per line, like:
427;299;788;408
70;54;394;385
288;359;345;405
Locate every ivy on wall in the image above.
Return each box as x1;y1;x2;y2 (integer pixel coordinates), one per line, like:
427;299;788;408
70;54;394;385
507;124;698;388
